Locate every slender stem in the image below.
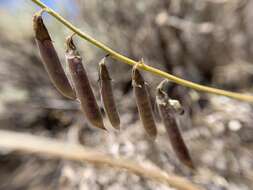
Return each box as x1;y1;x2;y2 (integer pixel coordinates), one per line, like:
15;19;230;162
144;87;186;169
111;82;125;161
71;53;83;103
30;0;253;103
0;130;203;190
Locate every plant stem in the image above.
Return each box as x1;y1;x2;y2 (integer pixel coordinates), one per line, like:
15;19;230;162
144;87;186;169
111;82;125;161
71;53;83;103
0;130;203;190
30;0;253;103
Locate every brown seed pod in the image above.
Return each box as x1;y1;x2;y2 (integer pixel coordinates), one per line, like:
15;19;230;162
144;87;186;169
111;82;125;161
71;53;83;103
98;57;120;129
33;11;76;99
156;79;194;169
132;63;157;140
65;36;105;130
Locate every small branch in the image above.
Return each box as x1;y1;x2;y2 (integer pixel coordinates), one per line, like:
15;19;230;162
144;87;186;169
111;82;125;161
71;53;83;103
204;0;232;3
0;130;203;190
30;0;253;103
156;12;216;34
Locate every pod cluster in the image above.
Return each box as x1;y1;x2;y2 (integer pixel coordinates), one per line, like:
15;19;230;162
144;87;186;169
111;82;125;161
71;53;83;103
33;12;194;169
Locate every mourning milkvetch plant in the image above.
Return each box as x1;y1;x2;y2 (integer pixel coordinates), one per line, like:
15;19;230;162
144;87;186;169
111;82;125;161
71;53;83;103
3;1;250;188
31;0;253;103
30;0;253;169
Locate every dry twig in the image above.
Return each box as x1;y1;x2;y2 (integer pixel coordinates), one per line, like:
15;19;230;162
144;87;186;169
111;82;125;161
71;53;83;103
0;130;203;190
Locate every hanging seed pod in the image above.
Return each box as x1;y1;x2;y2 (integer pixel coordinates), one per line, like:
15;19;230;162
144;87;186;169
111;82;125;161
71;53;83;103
156;79;194;169
33;12;75;99
65;36;105;130
98;57;120;129
132;63;157;140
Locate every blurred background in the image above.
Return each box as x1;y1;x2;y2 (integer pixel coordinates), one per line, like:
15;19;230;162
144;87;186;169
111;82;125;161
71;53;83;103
0;0;253;189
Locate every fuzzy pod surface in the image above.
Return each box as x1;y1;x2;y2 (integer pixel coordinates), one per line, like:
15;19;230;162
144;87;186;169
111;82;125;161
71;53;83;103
156;80;194;169
99;58;120;129
65;36;105;130
33;13;75;99
132;65;157;140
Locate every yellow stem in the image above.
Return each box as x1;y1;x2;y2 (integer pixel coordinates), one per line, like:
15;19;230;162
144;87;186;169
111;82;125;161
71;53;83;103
30;0;253;103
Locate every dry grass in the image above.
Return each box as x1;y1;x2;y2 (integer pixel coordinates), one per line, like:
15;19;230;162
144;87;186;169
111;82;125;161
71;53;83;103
0;130;202;190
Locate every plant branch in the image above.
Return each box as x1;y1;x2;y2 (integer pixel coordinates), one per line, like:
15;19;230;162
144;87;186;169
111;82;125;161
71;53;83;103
0;130;203;190
30;0;253;103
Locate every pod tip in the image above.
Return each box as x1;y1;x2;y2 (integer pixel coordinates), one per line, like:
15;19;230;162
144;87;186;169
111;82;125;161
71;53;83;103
132;66;144;87
184;160;195;170
66;34;77;51
148;134;157;142
33;12;51;41
98;57;111;80
65;34;81;58
112;123;120;131
98;123;107;131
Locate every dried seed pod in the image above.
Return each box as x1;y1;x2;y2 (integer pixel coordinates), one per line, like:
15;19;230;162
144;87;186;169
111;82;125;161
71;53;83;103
65;36;105;130
156;80;194;169
98;57;120;129
33;12;75;99
132;63;157;140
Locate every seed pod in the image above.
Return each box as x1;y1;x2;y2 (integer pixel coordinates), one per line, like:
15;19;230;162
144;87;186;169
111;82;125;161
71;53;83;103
65;36;105;130
98;58;120;129
132;64;157;140
156;79;194;169
33;12;75;99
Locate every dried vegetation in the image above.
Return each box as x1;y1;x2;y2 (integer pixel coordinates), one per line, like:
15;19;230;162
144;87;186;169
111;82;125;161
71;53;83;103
0;0;253;190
